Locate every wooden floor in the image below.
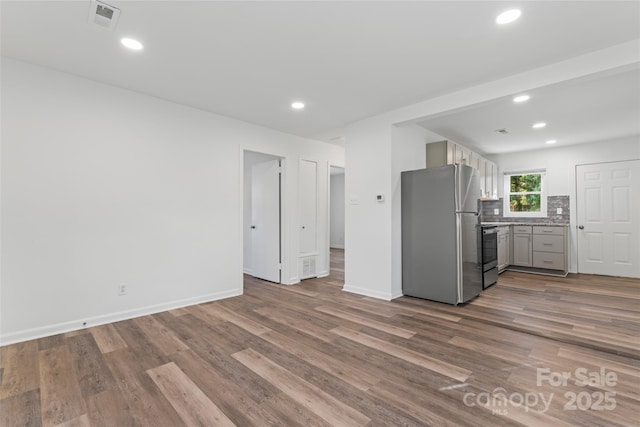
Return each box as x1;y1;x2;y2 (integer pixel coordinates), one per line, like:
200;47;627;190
1;248;639;426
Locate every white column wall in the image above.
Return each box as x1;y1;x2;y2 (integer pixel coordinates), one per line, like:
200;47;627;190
341;120;394;299
390;125;443;298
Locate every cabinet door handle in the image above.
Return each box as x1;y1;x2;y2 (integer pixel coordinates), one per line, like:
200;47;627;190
543;243;552;246
543;260;553;264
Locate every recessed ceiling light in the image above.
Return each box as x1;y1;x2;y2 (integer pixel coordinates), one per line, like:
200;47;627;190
532;122;547;129
513;94;530;103
121;37;143;51
546;139;557;145
291;101;305;110
496;9;522;25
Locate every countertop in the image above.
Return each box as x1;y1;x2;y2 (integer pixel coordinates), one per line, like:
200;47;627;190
481;222;569;227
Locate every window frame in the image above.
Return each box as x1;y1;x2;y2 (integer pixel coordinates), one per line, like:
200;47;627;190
503;170;547;218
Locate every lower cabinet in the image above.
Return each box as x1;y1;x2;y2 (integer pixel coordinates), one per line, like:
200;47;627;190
532;226;567;271
511;226;532;267
497;226;510;272
507;225;568;276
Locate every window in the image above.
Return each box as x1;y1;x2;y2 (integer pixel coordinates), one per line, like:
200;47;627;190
503;170;547;217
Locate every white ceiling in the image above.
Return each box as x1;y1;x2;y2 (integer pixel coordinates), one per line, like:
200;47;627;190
2;1;639;149
417;65;640;154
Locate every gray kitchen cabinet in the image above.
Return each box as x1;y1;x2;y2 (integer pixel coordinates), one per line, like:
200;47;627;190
469;151;481;171
425;140;456;168
497;226;510;272
506;225;568;276
511;226;532;267
532;226;568;272
491;163;498;199
454;144;470;165
426;140;497;198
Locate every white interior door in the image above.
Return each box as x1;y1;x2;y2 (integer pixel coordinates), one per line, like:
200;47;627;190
251;160;281;283
576;160;640;278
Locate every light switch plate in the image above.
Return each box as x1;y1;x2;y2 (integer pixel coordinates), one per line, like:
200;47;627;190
556;208;563;214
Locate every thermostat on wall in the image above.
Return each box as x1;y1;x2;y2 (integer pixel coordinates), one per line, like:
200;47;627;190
376;194;384;202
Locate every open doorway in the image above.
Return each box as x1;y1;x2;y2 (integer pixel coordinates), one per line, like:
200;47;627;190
329;166;345;284
244;150;283;283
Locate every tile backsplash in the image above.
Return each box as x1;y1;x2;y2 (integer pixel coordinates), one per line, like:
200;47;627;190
480;195;570;224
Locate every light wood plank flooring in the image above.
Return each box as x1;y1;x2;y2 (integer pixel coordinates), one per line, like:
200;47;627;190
1;253;638;426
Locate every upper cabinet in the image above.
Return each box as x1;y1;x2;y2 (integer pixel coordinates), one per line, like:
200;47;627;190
426;140;497;199
425;139;453;168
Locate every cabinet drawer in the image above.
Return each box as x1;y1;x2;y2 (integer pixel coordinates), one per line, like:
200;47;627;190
512;226;532;234
497;226;510;236
533;251;565;270
533;226;564;236
533;235;563;253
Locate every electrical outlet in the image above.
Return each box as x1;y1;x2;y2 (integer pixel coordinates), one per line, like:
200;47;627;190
556;208;563;215
494;208;500;215
118;282;127;296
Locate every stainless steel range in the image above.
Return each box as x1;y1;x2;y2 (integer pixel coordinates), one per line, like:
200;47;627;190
480;225;498;289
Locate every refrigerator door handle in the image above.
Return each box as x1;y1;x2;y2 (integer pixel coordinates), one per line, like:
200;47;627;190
456;214;463;304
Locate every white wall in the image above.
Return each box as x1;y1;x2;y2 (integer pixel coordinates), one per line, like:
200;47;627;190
0;58;344;344
487;136;640;273
341;120;394;299
329;171;345;249
390;125;439;297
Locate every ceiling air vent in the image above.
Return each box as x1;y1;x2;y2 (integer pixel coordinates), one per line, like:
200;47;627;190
88;0;121;30
495;128;509;135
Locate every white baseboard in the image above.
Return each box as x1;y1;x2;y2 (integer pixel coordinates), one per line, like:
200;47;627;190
342;284;396;301
389;291;403;300
285;276;300;285
0;288;242;347
316;270;330;278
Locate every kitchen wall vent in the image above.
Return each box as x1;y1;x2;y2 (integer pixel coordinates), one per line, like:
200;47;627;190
88;0;121;30
300;256;317;279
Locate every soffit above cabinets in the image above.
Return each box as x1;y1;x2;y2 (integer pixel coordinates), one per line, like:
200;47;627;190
417;66;640;154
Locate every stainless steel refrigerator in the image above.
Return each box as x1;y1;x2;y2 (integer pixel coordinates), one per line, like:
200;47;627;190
401;164;482;305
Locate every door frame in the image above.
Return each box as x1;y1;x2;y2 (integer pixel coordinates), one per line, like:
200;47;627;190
327;163;346;283
575;159;640;277
241;147;288;290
